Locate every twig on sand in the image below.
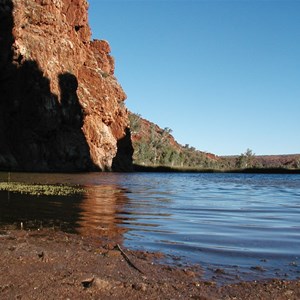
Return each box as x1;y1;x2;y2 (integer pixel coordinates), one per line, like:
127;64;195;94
116;244;144;274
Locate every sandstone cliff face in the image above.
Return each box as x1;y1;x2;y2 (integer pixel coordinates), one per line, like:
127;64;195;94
0;0;133;171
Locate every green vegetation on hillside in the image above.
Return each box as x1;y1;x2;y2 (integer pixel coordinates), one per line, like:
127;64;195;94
129;113;219;169
235;148;255;168
129;112;300;172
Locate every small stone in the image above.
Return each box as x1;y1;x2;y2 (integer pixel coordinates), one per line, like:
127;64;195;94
250;266;265;272
260;259;268;262
203;281;216;286
214;268;226;274
81;277;94;288
132;282;147;292
184;269;196;277
284;290;294;296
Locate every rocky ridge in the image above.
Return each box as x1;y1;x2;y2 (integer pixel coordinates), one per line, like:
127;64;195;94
0;0;133;171
129;112;218;169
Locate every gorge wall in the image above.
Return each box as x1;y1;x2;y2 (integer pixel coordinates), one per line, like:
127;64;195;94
0;0;133;171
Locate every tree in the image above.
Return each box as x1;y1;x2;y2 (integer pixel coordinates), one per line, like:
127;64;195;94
236;148;255;168
129;113;141;134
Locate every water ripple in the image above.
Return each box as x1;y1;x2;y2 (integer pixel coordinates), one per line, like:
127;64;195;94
0;172;299;283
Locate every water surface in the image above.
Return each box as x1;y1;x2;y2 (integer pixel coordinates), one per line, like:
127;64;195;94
0;172;299;282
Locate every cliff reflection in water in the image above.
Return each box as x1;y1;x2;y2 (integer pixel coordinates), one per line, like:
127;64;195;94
77;185;129;239
0;173;130;241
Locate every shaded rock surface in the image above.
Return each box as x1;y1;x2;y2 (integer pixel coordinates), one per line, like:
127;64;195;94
0;0;133;171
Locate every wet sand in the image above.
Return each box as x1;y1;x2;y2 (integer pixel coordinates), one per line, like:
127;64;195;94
0;229;299;299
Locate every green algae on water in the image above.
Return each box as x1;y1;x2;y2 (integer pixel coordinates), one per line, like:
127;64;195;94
0;182;85;196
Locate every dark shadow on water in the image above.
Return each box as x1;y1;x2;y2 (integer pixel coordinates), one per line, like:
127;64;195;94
0;1;97;172
0;191;83;233
0;173;130;242
133;164;300;174
132;164;213;173
227;167;300;174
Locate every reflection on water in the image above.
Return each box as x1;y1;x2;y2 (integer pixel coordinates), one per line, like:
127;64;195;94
0;191;82;232
77;185;129;239
0;172;300;283
0;172;130;242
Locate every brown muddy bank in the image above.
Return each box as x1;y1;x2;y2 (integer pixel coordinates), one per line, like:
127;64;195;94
0;229;299;300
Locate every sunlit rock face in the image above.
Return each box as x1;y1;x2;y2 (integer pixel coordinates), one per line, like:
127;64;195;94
0;0;133;171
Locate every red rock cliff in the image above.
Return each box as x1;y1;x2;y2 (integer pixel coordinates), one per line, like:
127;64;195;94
0;0;133;171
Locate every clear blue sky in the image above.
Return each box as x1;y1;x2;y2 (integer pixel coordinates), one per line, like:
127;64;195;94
88;0;300;156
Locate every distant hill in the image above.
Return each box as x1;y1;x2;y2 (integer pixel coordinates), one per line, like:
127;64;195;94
129;112;220;169
222;153;300;170
129;112;300;172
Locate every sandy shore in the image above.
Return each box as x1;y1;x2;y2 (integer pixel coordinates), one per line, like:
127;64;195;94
0;229;299;299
